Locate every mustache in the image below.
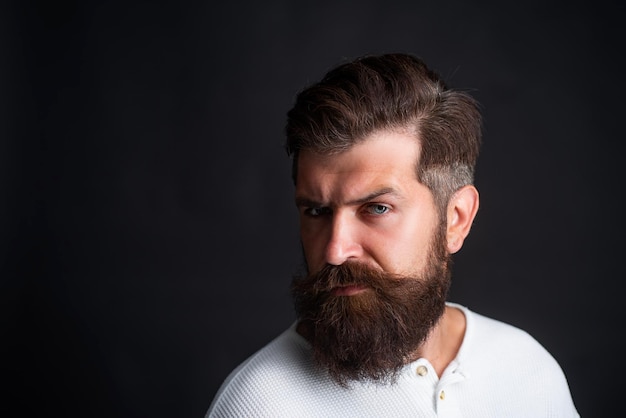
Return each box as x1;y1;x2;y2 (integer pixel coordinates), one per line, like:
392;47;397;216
292;262;408;294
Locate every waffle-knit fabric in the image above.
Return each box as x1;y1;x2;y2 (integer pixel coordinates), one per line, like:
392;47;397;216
207;303;579;417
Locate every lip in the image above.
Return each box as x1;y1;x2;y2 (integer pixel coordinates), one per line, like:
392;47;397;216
331;285;368;296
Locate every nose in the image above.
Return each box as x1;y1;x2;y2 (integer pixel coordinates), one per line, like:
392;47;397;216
324;211;363;265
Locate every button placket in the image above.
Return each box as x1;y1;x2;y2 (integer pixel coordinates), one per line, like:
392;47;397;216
434;365;467;415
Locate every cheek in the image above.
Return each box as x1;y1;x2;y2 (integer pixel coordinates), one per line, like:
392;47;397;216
370;216;434;272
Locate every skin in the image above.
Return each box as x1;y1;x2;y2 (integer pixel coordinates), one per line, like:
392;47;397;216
295;129;480;376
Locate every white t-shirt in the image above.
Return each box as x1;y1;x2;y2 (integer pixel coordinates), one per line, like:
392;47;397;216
207;303;579;417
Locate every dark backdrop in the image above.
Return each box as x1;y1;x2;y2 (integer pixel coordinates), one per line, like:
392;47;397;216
2;1;622;417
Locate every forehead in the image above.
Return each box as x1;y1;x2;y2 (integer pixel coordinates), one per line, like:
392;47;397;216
296;131;422;201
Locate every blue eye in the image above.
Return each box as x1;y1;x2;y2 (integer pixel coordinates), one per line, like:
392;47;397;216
367;204;389;215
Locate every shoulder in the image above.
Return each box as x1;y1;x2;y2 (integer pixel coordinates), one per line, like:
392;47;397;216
456;303;556;361
207;323;320;417
451;303;579;416
452;302;572;383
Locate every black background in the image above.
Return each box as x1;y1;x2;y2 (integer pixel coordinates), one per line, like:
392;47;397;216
2;1;623;417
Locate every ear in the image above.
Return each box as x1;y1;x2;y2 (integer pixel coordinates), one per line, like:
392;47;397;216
446;185;480;254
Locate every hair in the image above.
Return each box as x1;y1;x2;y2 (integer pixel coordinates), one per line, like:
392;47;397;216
285;52;482;215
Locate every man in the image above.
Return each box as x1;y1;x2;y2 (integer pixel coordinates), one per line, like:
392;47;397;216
207;53;579;417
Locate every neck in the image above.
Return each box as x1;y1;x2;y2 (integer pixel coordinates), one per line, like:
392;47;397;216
409;305;466;377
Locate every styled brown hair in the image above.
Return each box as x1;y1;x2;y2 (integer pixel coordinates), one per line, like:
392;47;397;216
285;52;482;214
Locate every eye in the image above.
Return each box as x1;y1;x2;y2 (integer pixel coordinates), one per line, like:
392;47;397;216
304;207;331;217
365;204;390;215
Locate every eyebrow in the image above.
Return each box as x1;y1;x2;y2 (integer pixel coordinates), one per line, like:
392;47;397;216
295;187;400;208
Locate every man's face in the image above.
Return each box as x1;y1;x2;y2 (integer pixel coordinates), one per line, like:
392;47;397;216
295;130;439;280
292;130;451;385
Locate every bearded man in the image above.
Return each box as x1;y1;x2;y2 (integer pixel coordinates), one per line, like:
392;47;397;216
207;53;579;417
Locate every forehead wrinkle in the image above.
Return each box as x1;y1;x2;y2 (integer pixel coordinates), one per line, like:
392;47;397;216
345;187;403;206
295;185;404;209
296;133;420;207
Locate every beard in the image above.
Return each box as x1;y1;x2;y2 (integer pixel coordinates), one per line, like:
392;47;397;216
291;224;451;386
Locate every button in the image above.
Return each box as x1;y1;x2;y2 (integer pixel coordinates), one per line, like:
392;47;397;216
439;390;445;400
416;365;428;376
